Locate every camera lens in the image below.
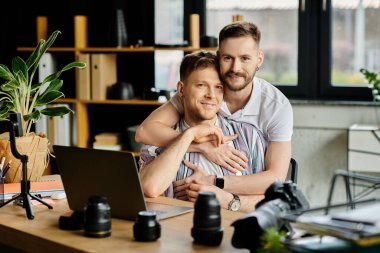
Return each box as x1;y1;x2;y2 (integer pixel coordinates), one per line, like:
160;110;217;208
84;196;112;238
191;192;223;246
133;211;161;241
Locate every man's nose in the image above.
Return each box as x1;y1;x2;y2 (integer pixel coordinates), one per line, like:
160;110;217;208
231;59;242;72
206;87;216;98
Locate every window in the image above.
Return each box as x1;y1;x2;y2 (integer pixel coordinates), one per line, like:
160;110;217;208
201;0;380;100
154;0;184;90
206;0;298;86
331;0;380;86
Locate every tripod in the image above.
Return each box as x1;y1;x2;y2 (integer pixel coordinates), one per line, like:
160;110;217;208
0;114;52;220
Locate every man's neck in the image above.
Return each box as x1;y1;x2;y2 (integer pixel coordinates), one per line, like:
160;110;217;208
183;115;217;127
224;81;253;114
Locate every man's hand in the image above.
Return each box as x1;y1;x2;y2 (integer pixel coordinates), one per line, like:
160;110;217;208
186;124;225;146
186;181;233;209
173;160;214;200
200;142;248;173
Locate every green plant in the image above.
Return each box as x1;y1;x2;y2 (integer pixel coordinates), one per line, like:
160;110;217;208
0;30;85;135
258;228;289;253
360;68;380;101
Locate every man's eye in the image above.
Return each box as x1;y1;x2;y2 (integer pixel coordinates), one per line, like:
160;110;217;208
242;57;250;62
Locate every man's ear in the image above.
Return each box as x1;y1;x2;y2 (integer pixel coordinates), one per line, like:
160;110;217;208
177;81;185;97
258;51;264;68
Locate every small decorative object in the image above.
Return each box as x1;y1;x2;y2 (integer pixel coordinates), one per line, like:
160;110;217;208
107;8;128;47
360;68;380;125
0;30;85;182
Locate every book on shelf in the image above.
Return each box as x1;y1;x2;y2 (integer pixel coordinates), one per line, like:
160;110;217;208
93;132;122;151
35;53;57;135
91;53;117;100
47;104;73;147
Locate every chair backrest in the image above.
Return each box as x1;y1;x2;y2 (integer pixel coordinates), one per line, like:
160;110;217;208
286;158;298;183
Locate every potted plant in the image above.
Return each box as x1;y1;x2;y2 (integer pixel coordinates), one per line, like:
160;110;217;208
0;30;85;183
360;68;380;125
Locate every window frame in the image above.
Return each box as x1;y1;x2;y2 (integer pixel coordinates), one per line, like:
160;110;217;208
190;0;374;101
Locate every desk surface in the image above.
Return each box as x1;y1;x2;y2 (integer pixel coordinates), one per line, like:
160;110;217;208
0;197;249;253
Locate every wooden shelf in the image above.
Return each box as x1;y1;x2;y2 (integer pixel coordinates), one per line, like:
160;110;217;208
55;98;78;104
82;99;163;105
17;47;217;53
17;47;77;52
55;98;163;106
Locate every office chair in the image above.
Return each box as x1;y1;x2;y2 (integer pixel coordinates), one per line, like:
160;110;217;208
286;158;298;183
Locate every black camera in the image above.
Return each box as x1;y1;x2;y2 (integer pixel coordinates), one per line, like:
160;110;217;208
231;181;309;252
191;192;223;246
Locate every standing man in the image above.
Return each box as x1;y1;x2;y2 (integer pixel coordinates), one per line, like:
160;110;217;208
139;51;265;212
136;22;292;195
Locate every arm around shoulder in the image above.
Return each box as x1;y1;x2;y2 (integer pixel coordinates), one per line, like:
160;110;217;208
135;101;181;147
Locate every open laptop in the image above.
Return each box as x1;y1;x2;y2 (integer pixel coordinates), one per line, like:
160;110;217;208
53;145;193;220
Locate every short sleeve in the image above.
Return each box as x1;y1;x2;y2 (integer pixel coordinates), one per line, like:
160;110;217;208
169;93;184;115
267;101;293;142
138;144;163;169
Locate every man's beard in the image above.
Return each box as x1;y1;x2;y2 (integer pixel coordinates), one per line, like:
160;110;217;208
222;71;254;92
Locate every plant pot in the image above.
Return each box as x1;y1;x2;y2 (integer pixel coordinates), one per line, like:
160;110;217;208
0;133;49;183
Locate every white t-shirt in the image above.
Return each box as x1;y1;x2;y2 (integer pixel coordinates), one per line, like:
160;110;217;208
170;77;293;143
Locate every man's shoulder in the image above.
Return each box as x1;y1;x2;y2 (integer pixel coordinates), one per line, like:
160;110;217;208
255;77;290;106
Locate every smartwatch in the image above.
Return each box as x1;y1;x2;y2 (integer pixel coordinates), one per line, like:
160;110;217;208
228;193;241;211
215;177;224;189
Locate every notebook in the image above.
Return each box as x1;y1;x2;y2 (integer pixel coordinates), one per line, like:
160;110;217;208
53;145;193;220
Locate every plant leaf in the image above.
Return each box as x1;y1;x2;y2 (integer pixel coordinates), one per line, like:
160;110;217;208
40;106;73;117
35;91;64;106
1;80;19;92
23;110;41;122
25;40;44;70
62;62;86;71
45;79;63;93
0;64;15;81
42;30;61;53
42;62;86;84
12;57;28;83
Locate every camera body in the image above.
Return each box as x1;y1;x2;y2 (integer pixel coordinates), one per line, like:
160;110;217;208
231;181;309;252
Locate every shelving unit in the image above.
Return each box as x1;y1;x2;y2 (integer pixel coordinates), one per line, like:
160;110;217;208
19;46;216;149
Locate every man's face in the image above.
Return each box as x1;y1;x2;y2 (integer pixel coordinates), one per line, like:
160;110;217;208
178;67;223;125
218;36;264;92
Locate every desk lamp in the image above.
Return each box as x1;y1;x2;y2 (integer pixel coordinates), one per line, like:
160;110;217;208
0;113;52;219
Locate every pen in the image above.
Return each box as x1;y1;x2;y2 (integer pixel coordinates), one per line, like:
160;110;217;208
0;156;5;171
2;161;11;178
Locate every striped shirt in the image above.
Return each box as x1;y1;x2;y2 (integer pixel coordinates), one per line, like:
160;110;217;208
139;113;266;198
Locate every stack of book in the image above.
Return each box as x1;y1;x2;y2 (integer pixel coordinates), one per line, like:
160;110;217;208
93;132;122;151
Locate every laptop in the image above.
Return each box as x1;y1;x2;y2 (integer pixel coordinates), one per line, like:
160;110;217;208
53;145;193;220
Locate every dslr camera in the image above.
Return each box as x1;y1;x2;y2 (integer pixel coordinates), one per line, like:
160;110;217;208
231;180;309;252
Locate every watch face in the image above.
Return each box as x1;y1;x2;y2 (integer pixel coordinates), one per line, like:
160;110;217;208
230;200;241;211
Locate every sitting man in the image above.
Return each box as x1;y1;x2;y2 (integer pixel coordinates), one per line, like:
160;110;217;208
139;51;265;212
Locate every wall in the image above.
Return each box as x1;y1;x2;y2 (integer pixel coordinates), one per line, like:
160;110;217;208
291;100;379;207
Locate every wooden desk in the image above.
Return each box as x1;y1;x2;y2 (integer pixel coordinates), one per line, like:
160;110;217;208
0;197;249;253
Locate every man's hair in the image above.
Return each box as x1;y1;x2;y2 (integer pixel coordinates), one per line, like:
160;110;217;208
180;51;219;81
219;21;261;46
